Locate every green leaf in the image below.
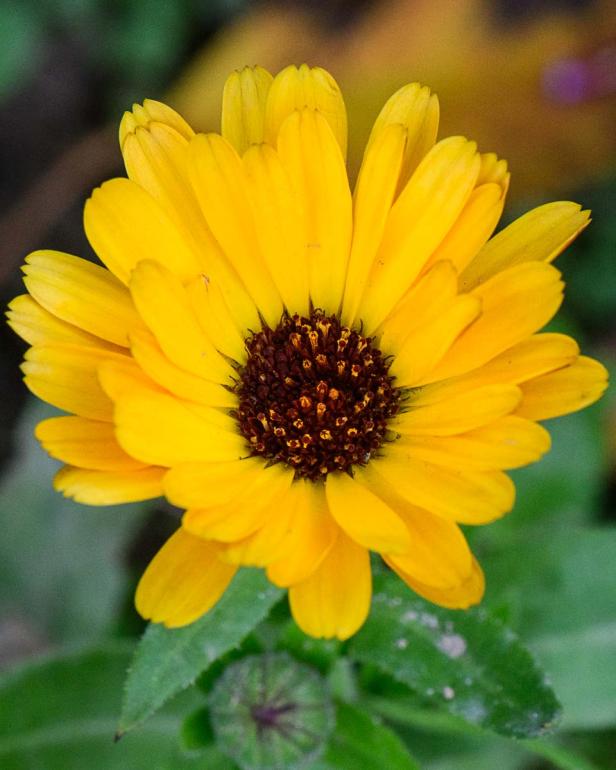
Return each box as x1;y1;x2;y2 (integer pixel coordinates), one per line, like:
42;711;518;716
324;702;420;770
0;400;148;643
119;569;282;735
484;528;616;729
348;572;560;738
0;643;204;769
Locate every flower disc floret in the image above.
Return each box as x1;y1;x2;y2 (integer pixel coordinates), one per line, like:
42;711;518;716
235;310;401;479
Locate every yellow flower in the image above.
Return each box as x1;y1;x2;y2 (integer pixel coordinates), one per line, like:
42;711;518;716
7;65;608;640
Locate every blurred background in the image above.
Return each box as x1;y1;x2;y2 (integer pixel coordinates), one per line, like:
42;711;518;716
0;1;615;768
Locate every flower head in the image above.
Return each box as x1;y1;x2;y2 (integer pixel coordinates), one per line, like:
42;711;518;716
7;64;608;639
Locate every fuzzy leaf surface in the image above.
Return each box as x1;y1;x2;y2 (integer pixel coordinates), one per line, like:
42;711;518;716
348;572;560;738
119;569;282;734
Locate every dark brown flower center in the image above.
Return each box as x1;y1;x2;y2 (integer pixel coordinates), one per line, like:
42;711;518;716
233;310;401;480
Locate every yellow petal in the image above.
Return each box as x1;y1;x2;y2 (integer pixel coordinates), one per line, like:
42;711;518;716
189;133;283;326
277;109;352;314
182;463;294;542
365;82;439;193
242;143;310;316
129;327;237;408
325;469;411;554
36;416;146;471
129;260;234;383
97;355;158;400
398;416;551;471
220;481;303;567
121;121;205;247
341;124;407;326
360;468;472;588
54;465;165;505
459;333;580;387
121;112;260;333
221;66;273;154
390;295;481;386
22;344;123;421
395;384;521;436
184;401;239;431
423;183;505;275
373;452;515;525
119;99;194;147
84;178;202;284
387;555;485;609
6;295;119;351
516;356;608;420
476;152;509;190
460;201;590;291
185;275;248;363
182;504;267;544
201;256;263;337
377;260;458;353
265;65;347;157
267;480;338;587
412;333;580;407
112;395;244;466
163;457;266;509
289;530;371;640
100;362;245;466
135;528;237;628
428;262;564;383
22;250;141;347
359;137;480;332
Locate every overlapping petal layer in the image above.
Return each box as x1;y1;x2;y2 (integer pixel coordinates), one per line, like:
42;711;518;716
7;64;608;640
